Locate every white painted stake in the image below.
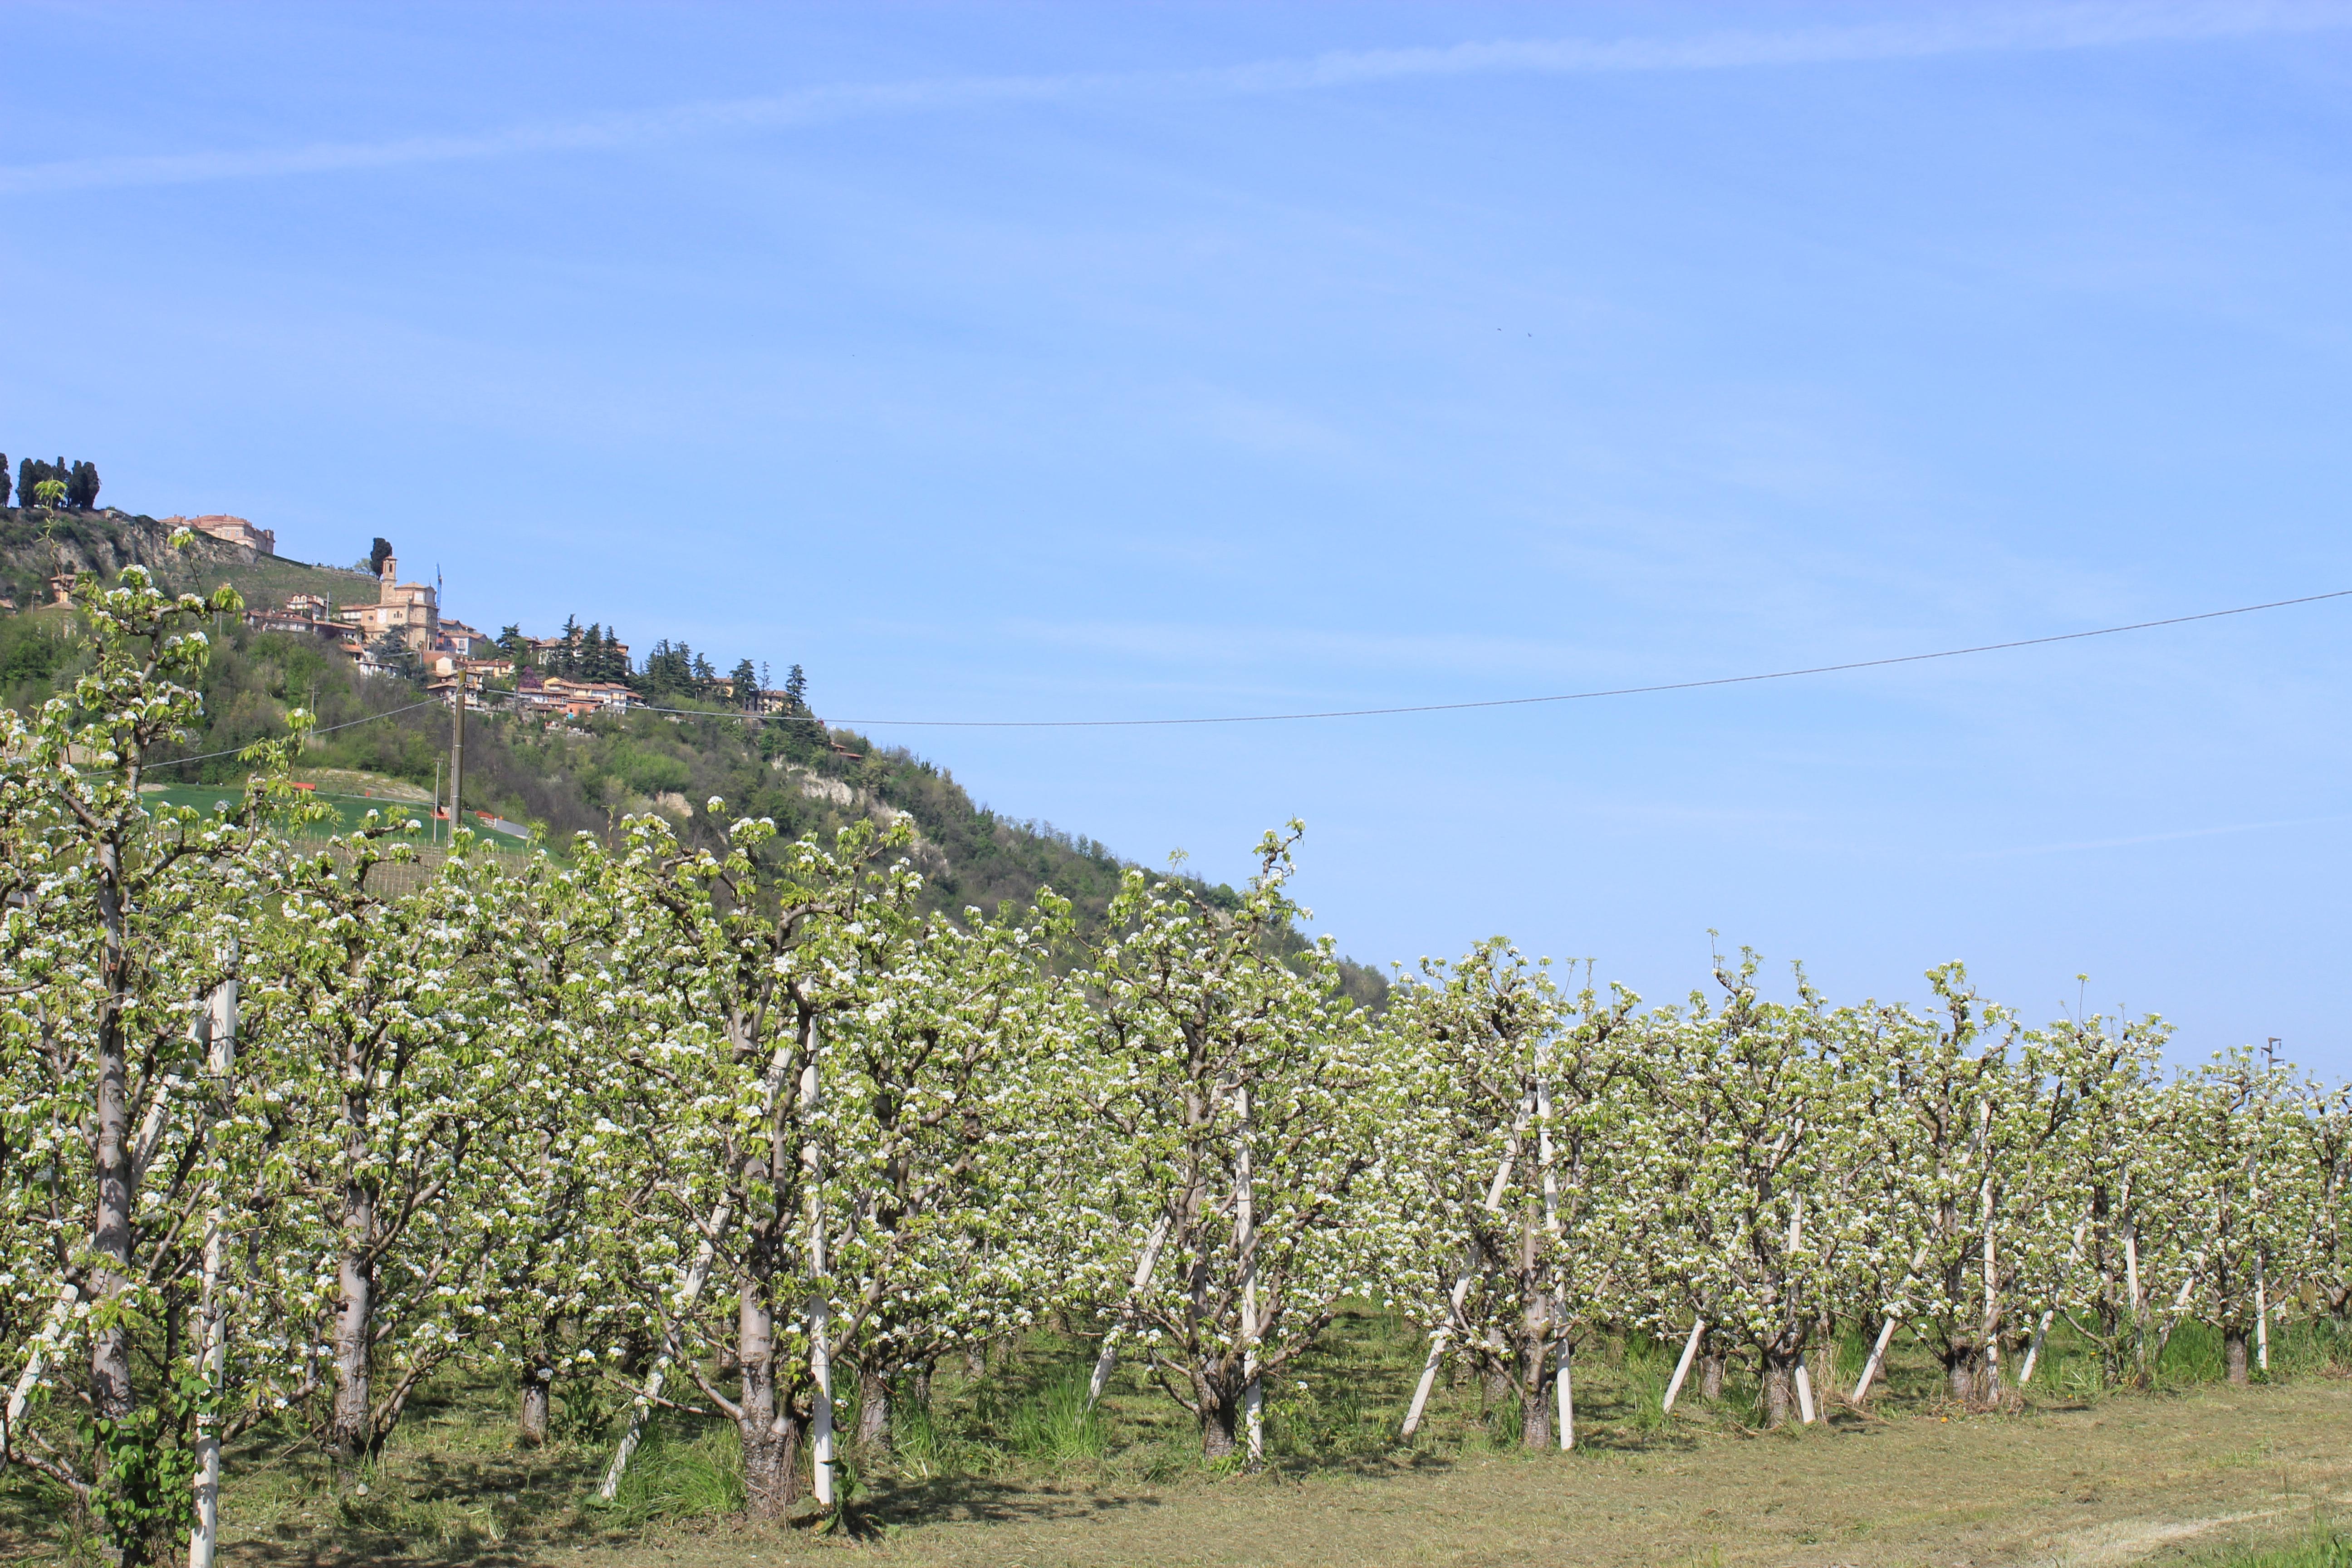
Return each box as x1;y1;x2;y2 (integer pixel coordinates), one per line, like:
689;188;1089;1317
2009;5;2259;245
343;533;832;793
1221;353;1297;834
1794;1363;1817;1425
1850;1244;1933;1406
2;1283;81;1471
606;1024;808;1502
600;1196;734;1501
1661;1318;1706;1414
2019;1215;2092;1387
1851;1315;1900;1405
1401;1134;1524;1438
802;1056;835;1508
1086;1214;1172;1411
2019;1308;2058;1386
2255;1264;2270;1373
189;967;236;1568
1556;1334;1573;1450
8;1063;185;1472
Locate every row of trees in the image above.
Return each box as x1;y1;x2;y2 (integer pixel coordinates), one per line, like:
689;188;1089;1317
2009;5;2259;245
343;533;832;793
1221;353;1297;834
5;454;103;510
490;622;808;718
4;562;2347;1563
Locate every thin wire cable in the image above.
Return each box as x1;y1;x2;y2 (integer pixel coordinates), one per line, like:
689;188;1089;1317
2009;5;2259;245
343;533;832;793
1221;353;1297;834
630;585;2352;730
142;699;442;770
108;583;2352;754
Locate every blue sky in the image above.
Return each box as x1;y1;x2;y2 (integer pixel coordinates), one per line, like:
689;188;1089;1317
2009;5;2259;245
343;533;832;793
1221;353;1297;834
7;2;2352;1070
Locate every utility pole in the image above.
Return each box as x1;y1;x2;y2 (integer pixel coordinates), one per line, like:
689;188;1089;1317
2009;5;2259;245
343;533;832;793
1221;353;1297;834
448;676;466;841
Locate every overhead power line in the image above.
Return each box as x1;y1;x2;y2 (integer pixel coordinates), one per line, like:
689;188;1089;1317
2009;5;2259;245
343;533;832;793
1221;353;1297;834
789;585;2352;730
110;585;2352;763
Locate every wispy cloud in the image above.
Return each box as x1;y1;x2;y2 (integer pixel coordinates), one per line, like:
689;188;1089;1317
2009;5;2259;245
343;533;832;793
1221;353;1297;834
5;2;2343;196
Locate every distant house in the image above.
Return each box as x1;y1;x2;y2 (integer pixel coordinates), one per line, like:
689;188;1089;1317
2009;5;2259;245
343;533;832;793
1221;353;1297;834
438;618;489;658
250;596;362;650
511;671;638;716
160;514;276;557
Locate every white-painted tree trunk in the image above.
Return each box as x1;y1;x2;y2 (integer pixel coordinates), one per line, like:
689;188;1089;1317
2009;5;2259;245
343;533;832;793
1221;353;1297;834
1234;1083;1263;1468
189;969;236;1568
1535;1079;1571;1449
1661;1318;1706;1413
1085;1214;1172;1411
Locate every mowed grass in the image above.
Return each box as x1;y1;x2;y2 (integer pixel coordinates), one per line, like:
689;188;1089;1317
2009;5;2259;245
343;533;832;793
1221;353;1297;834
6;1313;2351;1566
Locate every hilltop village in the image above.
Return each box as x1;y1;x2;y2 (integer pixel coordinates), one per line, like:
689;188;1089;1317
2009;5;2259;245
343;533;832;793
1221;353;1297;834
207;519;806;721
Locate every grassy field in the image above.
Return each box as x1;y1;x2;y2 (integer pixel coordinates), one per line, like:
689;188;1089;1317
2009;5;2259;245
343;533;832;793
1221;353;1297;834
142;780;540;853
8;1312;2349;1567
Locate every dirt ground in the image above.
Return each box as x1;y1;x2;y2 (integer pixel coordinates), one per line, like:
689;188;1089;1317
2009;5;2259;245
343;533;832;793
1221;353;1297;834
309;1381;2347;1568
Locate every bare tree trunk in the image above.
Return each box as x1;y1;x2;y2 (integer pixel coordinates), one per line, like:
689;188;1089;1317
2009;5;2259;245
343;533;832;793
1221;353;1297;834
1943;1342;1980;1405
1482;1360;1513;1416
741;1415;807;1519
2224;1328;2250;1386
1699;1350;1725;1402
329;1180;377;1461
857;1364;891;1450
1518;1338;1552;1450
907;1359;933;1417
1200;1382;1240;1459
518;1372;551;1448
1760;1351;1798;1429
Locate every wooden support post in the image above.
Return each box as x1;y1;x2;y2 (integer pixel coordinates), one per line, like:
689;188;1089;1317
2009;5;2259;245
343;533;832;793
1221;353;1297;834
1661;1318;1706;1414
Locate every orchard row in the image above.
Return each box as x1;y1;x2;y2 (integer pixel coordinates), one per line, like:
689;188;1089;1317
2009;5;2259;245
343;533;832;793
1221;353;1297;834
3;566;2342;1563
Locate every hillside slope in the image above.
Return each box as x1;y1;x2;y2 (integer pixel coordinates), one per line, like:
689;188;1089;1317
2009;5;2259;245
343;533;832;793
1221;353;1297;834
0;505;372;612
0;535;1385;1001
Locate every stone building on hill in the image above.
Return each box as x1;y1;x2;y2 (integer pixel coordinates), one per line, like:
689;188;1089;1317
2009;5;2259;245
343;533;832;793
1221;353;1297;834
337;552;439;652
158;514;276;557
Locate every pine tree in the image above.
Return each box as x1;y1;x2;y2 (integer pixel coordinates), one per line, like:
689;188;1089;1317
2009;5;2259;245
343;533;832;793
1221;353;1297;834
784;663;808;715
583;624;603;680
729;658;759;708
559;616;581;676
603;627;627;681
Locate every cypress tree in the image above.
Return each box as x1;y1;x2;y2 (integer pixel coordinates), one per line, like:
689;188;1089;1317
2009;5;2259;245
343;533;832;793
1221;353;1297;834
0;454;10;507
